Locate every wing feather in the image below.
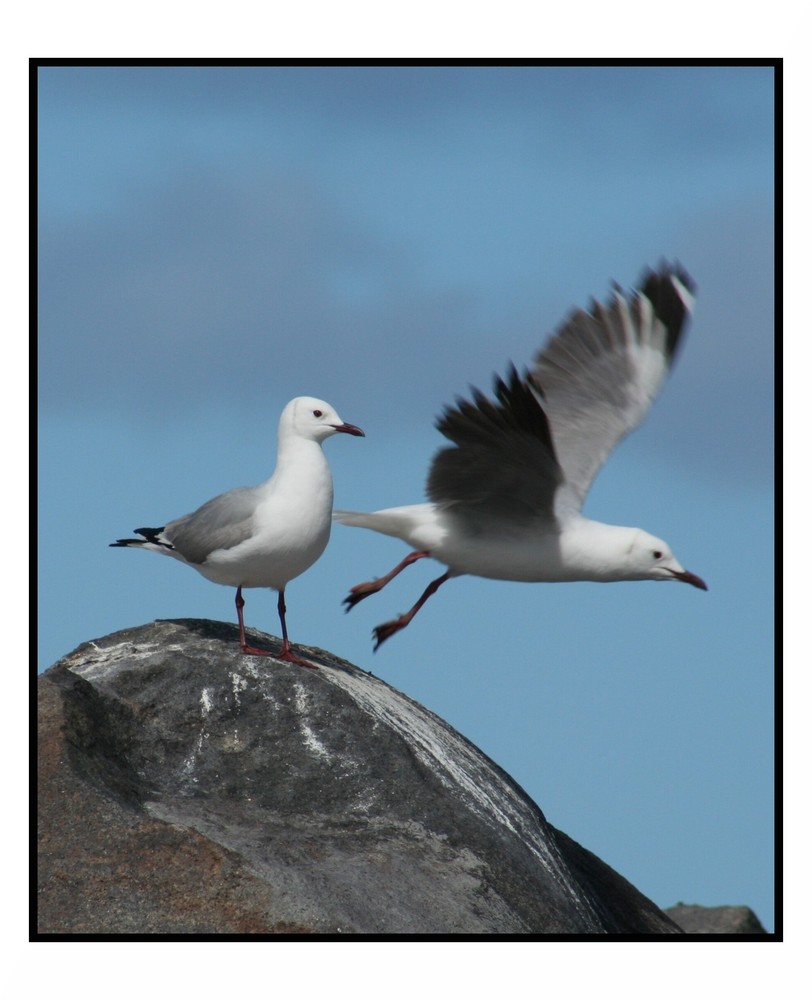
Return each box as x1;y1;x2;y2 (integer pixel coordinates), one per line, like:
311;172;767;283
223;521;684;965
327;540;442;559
426;366;563;529
531;264;695;514
163;486;263;565
425;264;696;530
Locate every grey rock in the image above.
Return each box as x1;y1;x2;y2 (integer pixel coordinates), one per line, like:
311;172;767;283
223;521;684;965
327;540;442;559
38;619;683;935
665;903;767;934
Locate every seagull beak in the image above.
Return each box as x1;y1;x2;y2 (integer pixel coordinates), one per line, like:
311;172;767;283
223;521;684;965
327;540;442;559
331;422;365;437
669;568;708;591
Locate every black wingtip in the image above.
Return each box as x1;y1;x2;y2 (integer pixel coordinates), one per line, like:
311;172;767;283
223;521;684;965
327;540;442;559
434;363;553;451
638;261;696;362
641;260;696;298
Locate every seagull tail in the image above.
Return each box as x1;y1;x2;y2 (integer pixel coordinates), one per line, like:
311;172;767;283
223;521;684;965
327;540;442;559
110;526;173;551
333;509;377;529
333;507;433;546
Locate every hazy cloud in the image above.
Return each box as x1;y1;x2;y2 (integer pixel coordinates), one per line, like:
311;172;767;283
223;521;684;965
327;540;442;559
38;64;774;486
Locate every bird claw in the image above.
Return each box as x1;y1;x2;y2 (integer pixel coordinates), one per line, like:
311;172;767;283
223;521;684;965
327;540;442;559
372;619;406;651
240;644;276;657
274;647;319;669
342;593;363;613
240;643;318;669
343;581;380;612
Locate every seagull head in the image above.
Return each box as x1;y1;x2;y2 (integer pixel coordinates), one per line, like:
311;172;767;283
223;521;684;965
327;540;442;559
282;397;365;443
627;530;708;590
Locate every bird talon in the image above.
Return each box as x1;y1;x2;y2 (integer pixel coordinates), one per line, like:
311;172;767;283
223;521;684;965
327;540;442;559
343;580;382;612
372;620;402;650
343;591;367;612
275;650;319;670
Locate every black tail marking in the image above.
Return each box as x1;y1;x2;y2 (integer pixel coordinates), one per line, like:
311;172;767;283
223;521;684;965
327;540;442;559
109;526;173;550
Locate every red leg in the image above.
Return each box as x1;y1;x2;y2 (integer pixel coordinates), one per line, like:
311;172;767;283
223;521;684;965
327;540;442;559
274;588;318;669
343;550;431;611
235;586;316;667
235;586;276;657
372;571;451;650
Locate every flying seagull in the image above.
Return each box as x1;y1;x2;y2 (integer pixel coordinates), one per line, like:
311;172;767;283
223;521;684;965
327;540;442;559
335;264;706;650
112;397;364;667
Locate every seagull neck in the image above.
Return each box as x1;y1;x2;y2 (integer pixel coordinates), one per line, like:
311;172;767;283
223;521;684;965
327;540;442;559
274;435;331;480
559;517;638;581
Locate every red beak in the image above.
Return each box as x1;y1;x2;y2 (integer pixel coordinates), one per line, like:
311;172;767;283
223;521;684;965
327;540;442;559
670;568;708;591
332;422;365;437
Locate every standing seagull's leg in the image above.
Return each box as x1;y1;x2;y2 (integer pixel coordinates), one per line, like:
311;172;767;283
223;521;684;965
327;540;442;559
372;571;452;650
235;586;275;657
343;550;431;611
274;588;318;669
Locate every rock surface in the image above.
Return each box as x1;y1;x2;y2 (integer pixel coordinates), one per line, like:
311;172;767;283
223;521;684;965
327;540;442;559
665;903;767;934
38;619;684;936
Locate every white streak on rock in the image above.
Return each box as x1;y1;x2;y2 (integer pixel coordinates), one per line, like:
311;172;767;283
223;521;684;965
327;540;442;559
182;686;215;777
294;682;331;761
320;666;592;919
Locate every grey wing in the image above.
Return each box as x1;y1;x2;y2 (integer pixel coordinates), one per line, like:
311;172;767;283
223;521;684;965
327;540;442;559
426;366;564;531
162;485;263;565
529;264;696;515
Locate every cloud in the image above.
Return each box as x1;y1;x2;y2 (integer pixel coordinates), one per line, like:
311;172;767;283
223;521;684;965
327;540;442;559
37;65;774;488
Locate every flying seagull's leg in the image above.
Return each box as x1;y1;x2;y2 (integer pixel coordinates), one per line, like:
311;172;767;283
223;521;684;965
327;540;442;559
372;571;452;650
343;550;431;611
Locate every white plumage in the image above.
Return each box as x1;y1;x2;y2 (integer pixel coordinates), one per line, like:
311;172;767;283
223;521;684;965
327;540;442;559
113;396;364;666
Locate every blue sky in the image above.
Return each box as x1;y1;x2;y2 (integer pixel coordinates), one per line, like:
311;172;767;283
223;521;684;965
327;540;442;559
37;64;775;932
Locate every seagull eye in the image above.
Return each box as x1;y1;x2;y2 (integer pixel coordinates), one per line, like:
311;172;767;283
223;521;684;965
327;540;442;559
653;550;663;560
313;409;323;418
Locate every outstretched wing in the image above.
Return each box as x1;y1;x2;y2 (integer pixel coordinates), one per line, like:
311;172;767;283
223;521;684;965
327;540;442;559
425;264;696;528
530;264;695;514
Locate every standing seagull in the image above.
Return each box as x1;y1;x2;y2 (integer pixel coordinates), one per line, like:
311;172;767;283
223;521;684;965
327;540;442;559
336;264;706;650
112;397;364;667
